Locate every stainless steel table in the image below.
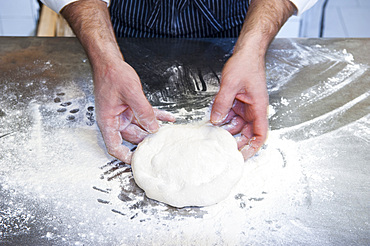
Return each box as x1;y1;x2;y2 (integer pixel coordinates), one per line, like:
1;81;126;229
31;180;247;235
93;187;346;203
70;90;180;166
0;38;369;245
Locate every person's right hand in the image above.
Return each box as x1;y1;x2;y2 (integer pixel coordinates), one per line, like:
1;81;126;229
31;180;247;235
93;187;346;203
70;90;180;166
60;0;175;164
93;57;175;163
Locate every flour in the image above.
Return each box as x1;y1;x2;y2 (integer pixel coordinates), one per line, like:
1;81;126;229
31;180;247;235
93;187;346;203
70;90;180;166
95;128;307;245
1;40;369;245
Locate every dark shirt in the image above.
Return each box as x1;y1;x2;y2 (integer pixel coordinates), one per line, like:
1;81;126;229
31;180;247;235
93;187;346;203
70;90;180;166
110;0;249;38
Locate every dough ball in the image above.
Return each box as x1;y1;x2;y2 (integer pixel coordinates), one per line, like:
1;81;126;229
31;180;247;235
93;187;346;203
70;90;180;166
131;124;244;208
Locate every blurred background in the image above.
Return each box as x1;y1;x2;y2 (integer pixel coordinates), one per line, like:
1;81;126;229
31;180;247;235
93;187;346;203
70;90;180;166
0;0;369;37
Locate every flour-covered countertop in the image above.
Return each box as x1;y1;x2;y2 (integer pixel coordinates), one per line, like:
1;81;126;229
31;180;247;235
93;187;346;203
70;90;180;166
0;38;369;245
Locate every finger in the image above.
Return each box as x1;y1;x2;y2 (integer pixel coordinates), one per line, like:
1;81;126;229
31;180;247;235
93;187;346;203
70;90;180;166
126;108;176;130
210;84;236;125
153;108;176;122
120;124;149;144
231;100;245;119
239;116;268;160
109;145;133;164
221;115;246;135
235;122;254;149
128;93;159;133
240;136;259;160
117;107;151;144
222;108;237;125
99;123;133;164
252;110;269;144
118;107;135;131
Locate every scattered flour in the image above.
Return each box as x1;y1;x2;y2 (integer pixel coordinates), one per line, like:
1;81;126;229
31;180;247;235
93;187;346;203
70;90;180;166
1;40;368;245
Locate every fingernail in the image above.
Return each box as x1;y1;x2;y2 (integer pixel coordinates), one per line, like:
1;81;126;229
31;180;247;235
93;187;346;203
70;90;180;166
168;114;176;122
211;111;225;124
123;152;133;164
146;120;159;133
240;146;255;160
240;137;257;160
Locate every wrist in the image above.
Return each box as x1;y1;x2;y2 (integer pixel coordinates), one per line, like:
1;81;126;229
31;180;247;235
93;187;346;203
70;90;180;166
88;42;123;69
233;34;269;58
234;0;295;57
91;53;124;88
61;0;122;70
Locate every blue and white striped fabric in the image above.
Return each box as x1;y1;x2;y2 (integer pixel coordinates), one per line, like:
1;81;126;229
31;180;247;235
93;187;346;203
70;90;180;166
110;0;250;38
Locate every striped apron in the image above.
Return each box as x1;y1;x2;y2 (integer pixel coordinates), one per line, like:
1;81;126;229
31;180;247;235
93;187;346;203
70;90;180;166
110;0;250;38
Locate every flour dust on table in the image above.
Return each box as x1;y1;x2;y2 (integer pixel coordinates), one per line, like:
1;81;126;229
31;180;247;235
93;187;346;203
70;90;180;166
1;39;368;245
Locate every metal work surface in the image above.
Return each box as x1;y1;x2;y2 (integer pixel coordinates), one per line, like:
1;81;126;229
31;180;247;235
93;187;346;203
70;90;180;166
0;37;369;245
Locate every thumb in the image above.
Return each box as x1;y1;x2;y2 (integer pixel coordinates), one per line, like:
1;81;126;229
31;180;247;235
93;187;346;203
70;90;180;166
211;86;235;125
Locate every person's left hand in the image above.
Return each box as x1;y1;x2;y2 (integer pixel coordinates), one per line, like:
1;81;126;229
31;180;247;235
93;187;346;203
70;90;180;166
210;50;269;160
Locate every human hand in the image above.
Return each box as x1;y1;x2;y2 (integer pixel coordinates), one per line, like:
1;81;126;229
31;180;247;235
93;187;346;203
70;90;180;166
93;58;175;163
210;51;269;160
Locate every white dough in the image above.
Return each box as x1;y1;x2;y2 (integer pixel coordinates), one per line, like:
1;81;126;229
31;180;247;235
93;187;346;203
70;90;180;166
131;124;244;208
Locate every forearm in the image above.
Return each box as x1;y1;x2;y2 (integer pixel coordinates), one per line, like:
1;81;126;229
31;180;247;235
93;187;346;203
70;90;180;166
61;0;122;68
235;0;296;55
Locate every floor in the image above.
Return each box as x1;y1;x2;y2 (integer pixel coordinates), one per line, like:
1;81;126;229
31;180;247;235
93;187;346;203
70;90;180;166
0;0;370;38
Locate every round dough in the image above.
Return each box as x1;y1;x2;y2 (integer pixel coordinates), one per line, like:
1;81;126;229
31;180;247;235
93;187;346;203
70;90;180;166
131;124;244;208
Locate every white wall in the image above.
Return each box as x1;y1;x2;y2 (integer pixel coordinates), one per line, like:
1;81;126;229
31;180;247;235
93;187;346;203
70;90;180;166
0;0;39;36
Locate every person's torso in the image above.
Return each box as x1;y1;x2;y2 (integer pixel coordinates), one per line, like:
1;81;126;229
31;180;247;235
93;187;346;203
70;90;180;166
110;0;250;38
